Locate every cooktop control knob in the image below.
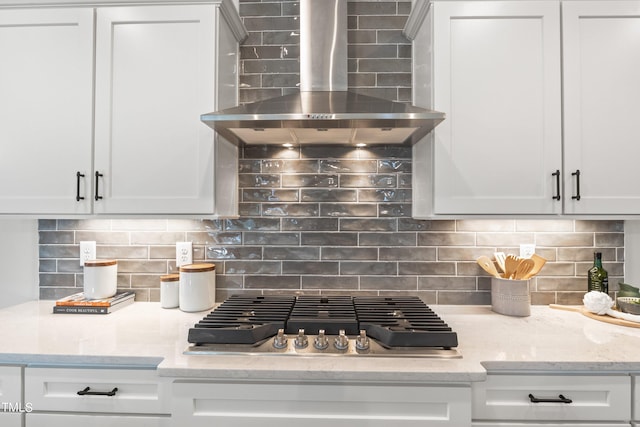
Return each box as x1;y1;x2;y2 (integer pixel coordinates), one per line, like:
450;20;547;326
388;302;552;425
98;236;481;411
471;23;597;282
334;329;349;351
294;329;308;349
314;329;329;350
273;328;288;349
355;330;370;351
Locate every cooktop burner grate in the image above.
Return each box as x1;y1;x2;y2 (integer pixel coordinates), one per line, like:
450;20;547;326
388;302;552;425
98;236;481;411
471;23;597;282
187;294;458;350
354;296;458;348
188;295;295;344
286;295;358;335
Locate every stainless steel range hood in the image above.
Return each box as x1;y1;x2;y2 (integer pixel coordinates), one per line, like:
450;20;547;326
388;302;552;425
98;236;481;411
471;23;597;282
201;0;445;146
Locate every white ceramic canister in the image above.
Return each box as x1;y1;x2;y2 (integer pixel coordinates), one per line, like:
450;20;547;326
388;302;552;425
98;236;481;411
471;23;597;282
160;273;180;309
83;259;117;299
178;263;215;312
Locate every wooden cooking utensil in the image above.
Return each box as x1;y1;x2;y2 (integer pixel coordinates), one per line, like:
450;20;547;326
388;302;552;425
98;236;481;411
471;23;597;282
523;253;547;279
504;255;521;279
494;252;506;274
477;256;500;278
513;258;534;280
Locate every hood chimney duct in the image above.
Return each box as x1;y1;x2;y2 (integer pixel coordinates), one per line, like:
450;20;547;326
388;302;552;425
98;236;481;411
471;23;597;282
200;0;445;146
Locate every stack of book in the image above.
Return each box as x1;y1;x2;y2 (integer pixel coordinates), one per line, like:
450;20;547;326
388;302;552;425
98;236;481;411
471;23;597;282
53;291;135;314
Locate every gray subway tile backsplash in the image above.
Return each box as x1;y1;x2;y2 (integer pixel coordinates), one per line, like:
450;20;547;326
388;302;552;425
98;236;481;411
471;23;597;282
37;2;626;305
37;208;626;304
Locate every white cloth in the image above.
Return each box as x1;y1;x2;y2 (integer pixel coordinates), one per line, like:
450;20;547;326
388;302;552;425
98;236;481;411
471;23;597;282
583;291;640;323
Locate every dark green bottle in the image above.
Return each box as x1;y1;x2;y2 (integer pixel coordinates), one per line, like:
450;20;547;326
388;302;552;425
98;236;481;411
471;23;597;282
588;252;608;294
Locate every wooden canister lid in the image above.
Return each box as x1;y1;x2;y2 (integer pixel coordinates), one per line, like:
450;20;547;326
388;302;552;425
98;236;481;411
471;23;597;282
84;259;117;267
160;273;180;282
179;263;215;273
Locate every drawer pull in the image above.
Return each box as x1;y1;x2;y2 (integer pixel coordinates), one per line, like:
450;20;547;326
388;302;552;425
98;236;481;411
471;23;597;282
77;386;118;397
528;393;572;404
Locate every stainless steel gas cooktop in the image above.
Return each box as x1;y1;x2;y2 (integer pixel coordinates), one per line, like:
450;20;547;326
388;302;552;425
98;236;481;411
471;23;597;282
185;295;461;358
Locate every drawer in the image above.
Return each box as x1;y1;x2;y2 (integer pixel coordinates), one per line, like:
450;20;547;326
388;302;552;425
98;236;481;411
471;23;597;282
173;380;472;426
0;366;22;405
26;413;171;426
25;367;171;415
472;374;630;422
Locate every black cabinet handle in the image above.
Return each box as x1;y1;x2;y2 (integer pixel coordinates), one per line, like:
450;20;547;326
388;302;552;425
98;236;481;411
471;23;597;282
94;171;103;201
77;386;118;397
529;393;572;404
551;170;561;201
76;172;85;202
571;170;581;201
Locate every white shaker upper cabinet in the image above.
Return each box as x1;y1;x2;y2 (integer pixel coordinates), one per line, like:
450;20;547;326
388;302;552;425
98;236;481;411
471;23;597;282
413;1;562;216
94;5;238;215
563;1;640;215
0;8;94;214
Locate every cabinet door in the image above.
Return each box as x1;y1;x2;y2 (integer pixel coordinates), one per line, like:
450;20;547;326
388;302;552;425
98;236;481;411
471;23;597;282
0;414;22;427
0;366;23;426
563;1;640;214
94;5;219;214
634;375;639;423
429;1;562;215
0;8;93;214
0;366;22;404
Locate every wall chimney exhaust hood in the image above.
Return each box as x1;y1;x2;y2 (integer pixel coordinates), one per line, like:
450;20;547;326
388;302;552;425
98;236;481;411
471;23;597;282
201;0;445;146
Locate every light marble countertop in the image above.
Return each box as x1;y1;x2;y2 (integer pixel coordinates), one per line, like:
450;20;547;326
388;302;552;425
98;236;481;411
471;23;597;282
1;301;639;383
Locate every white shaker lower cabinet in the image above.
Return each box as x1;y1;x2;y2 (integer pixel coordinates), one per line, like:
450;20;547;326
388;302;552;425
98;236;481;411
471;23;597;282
0;366;24;427
472;374;631;426
24;367;172;427
0;413;22;427
172;380;471;426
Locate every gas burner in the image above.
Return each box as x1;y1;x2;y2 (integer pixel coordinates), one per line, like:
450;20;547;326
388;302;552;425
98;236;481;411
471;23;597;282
186;295;460;358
